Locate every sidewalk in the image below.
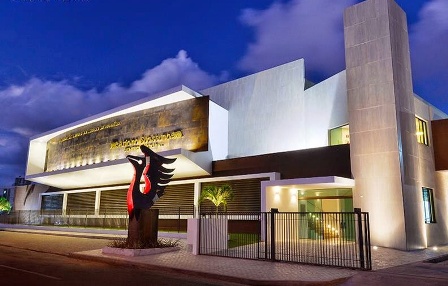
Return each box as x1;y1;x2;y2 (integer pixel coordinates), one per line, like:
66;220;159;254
2;224;448;285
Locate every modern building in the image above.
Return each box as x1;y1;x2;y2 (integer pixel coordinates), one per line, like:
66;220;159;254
18;0;448;250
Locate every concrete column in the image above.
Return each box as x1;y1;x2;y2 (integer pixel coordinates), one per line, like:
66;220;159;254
95;190;101;216
193;182;201;218
344;0;423;249
62;193;68;215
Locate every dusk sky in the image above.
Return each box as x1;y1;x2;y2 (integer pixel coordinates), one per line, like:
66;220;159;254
0;0;447;186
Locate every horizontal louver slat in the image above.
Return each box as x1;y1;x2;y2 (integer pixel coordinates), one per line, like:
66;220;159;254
67;192;96;214
99;184;194;215
100;189;127;213
154;184;194;209
200;178;266;212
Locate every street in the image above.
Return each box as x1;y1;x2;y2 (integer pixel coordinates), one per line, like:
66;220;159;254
0;231;246;286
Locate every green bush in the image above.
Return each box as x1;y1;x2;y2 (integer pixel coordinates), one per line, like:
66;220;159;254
0;197;12;213
108;238;180;249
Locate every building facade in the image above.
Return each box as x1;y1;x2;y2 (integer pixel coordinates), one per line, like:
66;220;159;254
19;0;448;250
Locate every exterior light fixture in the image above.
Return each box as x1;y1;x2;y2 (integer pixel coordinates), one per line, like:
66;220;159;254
290;189;297;203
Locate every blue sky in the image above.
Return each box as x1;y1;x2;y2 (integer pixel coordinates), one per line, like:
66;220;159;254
0;0;447;186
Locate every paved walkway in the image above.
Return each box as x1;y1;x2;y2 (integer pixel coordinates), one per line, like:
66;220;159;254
2;224;448;285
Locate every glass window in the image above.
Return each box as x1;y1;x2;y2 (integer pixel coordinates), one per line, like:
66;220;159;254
329;124;350;146
422;187;436;223
415;117;429;145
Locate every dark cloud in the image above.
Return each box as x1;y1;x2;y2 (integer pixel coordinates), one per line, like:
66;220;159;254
236;0;447;112
0;50;223;186
0;131;28;186
410;0;448;112
237;0;356;80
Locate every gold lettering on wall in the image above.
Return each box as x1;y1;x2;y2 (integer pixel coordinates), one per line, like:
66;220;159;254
45;97;209;172
59;121;121;143
110;130;183;152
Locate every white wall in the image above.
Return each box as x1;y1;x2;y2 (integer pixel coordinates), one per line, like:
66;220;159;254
26;140;47;175
414;96;448;247
303;71;349;147
202;60;349;159
265;186;299;212
208;101;228;160
14;184;49;210
202;60;306;158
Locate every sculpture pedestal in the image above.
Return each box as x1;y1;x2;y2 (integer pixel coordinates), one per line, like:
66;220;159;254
128;208;159;245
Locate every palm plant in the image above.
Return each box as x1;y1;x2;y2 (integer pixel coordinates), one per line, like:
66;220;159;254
199;184;234;213
0;197;12;214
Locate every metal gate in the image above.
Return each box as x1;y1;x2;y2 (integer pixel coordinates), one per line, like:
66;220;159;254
199;209;371;270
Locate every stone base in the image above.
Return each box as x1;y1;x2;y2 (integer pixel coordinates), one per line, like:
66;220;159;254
102;246;180;257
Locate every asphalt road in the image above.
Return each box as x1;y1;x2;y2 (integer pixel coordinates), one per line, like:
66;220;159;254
0;231;246;286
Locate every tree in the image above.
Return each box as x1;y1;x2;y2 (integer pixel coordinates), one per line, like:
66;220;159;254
0;197;12;214
199;184;234;213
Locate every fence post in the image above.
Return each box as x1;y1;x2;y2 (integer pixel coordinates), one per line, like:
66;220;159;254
178;206;181;233
354;208;365;269
363;212;372;270
263;212;268;259
102;208;106;228
198;213;202;255
270;208;278;261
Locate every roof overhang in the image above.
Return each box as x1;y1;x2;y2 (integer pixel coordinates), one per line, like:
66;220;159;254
261;176;355;190
261;176;355;212
26;148;212;189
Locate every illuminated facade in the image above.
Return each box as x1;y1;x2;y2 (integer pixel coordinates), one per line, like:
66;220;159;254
20;0;448;250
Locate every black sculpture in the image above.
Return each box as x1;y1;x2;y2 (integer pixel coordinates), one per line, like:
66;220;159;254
126;145;176;244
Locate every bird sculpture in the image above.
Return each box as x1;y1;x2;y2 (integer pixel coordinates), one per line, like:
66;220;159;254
126;145;176;220
126;145;176;245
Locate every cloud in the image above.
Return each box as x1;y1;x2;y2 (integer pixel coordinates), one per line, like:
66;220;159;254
131;50;226;93
410;0;448;111
0;50;222;186
238;0;356;79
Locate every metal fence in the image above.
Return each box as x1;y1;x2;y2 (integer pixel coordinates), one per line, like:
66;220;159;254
199;209;371;270
0;206;194;232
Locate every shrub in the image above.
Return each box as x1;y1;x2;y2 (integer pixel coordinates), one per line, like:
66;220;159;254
108;238;180;249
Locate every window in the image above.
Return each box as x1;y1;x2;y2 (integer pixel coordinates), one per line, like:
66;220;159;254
329;124;350;146
422;188;436;223
415;117;429;145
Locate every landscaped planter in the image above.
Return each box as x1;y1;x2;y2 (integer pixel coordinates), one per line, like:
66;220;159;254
102;246;180;257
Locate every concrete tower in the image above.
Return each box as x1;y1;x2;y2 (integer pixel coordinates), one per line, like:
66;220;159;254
344;0;432;250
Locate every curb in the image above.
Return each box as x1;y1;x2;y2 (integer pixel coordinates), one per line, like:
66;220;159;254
70;251;349;286
0;228;123;240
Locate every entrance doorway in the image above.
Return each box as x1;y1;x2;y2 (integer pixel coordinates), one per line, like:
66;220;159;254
297;188;354;241
298;188;353;213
